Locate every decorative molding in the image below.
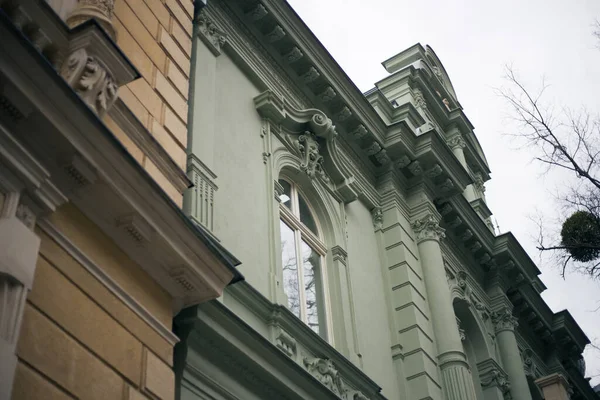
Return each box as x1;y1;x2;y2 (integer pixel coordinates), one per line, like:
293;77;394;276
331;245;348;266
196;9;227;56
187;155;218;232
247;4;268;21
115;213;154;246
37;219;180;346
303;357;346;398
59;24;137;117
491;307;518;333
266;25;286;43
521;348;539;379
273;326;297;358
395;155;411;169
254;91;360;203
477;359;511;398
411;214;445;243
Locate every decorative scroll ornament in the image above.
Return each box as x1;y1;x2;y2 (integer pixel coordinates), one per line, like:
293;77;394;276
298;132;327;182
480;367;511;398
491;307;518;332
411;214;445;243
60;48;118;116
447;134;466;150
66;0;116;39
303;357;346;397
522;349;538;378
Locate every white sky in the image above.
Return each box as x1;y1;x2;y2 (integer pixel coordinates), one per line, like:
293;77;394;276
287;0;600;385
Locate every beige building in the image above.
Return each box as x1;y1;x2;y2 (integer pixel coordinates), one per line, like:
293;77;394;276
0;0;241;399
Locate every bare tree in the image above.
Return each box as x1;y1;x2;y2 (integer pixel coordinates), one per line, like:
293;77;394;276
498;64;600;278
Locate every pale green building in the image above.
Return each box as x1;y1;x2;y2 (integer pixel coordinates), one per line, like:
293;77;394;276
175;1;598;399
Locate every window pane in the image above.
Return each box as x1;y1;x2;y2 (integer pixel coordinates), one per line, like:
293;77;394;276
301;240;321;335
280;220;300;318
298;193;318;235
278;179;292;209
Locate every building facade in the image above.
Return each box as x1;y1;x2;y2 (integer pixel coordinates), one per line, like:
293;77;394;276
0;0;597;400
176;1;599;400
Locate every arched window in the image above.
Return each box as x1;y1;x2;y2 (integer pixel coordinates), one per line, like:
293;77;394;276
278;178;327;338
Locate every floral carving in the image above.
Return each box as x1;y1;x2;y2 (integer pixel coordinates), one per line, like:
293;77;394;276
61;49;118;116
447;134;466;150
411;214;445;243
298;132;327;181
303;357;345;397
522;349;538;378
491;307;518;332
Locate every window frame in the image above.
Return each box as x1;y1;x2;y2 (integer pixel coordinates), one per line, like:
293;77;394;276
278;178;332;340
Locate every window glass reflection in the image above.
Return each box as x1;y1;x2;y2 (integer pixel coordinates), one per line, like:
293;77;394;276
278;179;292;209
301;240;321;335
280;220;300;318
298;193;318;236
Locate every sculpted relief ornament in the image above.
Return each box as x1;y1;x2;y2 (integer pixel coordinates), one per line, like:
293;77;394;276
491;307;518;333
298;131;328;181
411;214;445;243
61;49;118;116
303;357;345;397
480;368;511;399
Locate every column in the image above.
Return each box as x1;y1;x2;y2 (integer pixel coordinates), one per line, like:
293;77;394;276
0;193;42;400
411;214;478;400
447;134;477;202
492;307;533;400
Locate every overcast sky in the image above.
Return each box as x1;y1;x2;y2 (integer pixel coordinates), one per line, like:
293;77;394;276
287;0;600;384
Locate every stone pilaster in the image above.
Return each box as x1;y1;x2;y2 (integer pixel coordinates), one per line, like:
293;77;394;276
0;193;41;399
411;213;478;400
66;0;116;39
446;134;478;203
491;307;533;400
535;373;570;400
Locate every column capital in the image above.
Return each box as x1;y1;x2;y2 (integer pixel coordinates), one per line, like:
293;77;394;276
66;0;116;39
492;307;519;333
411;214;445;244
447;134;466;150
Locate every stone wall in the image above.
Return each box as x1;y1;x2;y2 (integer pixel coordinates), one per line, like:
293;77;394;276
107;0;192;206
13;205;176;400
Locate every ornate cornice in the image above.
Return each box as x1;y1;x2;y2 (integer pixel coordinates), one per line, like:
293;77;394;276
411;214;445;244
491;307;518;333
